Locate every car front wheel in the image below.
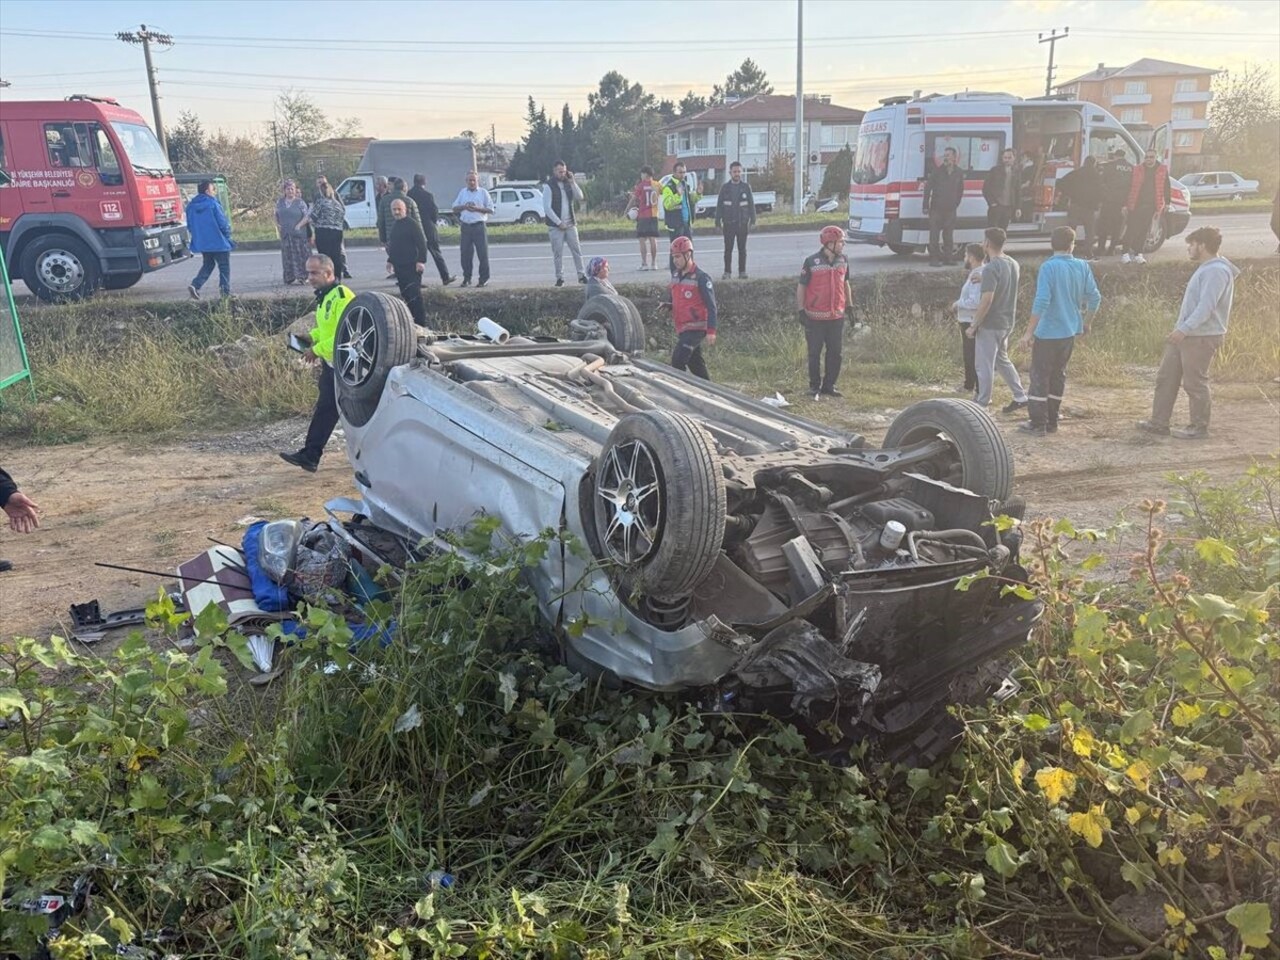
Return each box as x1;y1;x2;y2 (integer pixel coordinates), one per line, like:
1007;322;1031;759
333;292;418;427
592;410;726;603
575;294;645;354
882;398;1013;502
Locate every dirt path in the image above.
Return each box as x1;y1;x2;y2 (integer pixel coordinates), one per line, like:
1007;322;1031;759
2;384;1277;639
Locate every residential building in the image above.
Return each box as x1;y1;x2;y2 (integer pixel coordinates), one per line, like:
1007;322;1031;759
296;136;375;181
662;94;864;193
1056;58;1216;160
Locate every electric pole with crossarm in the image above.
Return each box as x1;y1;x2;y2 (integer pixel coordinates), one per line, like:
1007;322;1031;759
116;24;174;156
1039;27;1069;97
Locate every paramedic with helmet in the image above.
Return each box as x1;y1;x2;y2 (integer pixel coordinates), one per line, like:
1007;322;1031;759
797;225;853;400
668;236;717;381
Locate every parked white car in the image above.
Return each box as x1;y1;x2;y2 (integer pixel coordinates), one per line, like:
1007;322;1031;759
1178;171;1260;200
490;185;544;225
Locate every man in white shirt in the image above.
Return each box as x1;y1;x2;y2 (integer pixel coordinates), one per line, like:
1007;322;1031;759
451;170;494;287
541;160;587;287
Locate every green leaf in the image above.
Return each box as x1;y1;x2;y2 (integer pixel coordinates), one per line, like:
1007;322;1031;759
1187;593;1244;623
68;820;101;846
1120;860;1154;892
984;837;1020;879
0;687;28;720
29;825;69;850
192;600;230;638
1194;537;1238;567
1119;708;1155;744
1022;713;1051;732
1171;702;1202;727
1073;605;1108;646
1226;902;1273;949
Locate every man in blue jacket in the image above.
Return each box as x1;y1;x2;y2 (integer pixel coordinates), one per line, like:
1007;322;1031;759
1017;226;1102;435
186;180;234;299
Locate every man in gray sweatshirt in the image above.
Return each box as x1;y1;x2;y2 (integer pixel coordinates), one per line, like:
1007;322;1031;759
1137;226;1238;440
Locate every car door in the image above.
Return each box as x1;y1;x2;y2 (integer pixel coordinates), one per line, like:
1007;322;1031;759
492;188;518;224
518;189;541;223
336;177;374;229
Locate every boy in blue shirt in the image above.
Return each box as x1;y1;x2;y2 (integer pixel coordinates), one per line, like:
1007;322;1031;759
1017;226;1102;435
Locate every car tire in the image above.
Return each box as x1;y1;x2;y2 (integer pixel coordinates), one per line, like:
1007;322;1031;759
22;235;101;302
592;410;726;602
102;271;143;290
882;398;1013;502
1143;215;1166;254
518;212;541;225
887;243;918;256
334;291;418;428
576;294;646;355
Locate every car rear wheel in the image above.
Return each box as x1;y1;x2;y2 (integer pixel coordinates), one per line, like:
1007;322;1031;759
882;398;1013;502
575;294;645;354
1143;215;1166;254
592;410;726;603
334;291;418;428
22;236;100;301
887;243;918;256
518;212;541;224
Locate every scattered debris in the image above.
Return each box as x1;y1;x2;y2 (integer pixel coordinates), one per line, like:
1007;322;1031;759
70;597;185;644
759;392;790;408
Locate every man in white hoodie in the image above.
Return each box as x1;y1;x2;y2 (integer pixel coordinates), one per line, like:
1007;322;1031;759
1136;227;1238;440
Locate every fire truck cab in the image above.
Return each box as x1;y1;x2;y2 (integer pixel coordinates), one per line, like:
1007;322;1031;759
0;96;189;300
848;92;1190;257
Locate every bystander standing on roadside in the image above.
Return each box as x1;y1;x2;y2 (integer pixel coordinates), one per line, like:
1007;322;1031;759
1121;148;1169;265
407;173;456;286
1058;156;1103;260
584;257;617;299
628;166;663;271
1096;149;1133;258
279;255;356;473
274;180;311;285
716;161;756;280
374;176;390;212
1017;227;1102;435
662;162;699;273
923;147;965;266
306;181;348;283
314;175;353;280
1137;226;1238;440
967;227;1030;412
386;199;429;327
0;466;41;573
667;236;716;380
378;178;422;281
796;225;852;400
950;243;985;396
452;171;494;287
542;160;587;287
186;179;233;300
982;149;1020;230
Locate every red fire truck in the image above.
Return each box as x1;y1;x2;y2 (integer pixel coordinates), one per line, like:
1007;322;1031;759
0;95;189;300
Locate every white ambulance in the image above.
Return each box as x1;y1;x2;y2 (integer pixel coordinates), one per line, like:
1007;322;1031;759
848;92;1190;257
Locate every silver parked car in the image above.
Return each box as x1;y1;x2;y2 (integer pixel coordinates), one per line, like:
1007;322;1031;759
1177;171;1260;201
327;292;1042;765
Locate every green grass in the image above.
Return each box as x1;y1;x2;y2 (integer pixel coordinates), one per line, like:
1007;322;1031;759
1190;196;1273;214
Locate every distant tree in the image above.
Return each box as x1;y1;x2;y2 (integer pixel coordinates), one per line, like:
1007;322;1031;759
167;111;211;173
460;129;478;143
206;131;277;216
1206;63;1280;192
819;144;854;200
711;58;774;104
678;90;708;117
753;152;796;204
274;90;333;175
332;116;363;138
560;104;577;170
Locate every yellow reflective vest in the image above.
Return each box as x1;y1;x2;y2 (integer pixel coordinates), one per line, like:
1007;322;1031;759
308;282;355;363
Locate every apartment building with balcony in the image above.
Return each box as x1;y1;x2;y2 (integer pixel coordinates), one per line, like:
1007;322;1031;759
662;94;864;191
1056;58;1217;158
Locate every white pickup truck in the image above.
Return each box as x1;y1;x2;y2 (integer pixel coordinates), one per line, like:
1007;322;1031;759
658;174;776;219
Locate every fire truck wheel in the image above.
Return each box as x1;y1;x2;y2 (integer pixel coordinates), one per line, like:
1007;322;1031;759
22;235;101;302
103;271;144;291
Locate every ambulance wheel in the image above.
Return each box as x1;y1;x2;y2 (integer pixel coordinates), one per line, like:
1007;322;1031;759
22;235;101;301
887;243;919;256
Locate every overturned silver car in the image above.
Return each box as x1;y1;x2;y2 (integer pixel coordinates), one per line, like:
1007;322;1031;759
328;292;1042;765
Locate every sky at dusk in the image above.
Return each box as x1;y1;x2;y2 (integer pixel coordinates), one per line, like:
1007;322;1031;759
1;0;1277;144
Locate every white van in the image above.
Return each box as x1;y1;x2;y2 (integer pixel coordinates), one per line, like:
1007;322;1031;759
848;92;1191;256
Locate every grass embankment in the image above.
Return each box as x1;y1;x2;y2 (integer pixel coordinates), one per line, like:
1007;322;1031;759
4;259;1276;445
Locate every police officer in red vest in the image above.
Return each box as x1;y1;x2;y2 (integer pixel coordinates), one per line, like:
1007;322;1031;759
797;225;853;400
668;236;717;381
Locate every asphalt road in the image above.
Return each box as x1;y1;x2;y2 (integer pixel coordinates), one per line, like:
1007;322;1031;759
13;212;1278;305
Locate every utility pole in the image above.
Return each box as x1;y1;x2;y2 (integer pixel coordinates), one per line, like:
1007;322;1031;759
269;122;284;179
116;24;174;155
1038;27;1069;97
793;0;804;211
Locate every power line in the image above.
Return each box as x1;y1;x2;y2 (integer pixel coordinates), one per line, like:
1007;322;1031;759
1038;27;1069;97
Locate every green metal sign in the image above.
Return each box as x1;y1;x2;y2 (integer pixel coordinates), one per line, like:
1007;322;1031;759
0;242;34;398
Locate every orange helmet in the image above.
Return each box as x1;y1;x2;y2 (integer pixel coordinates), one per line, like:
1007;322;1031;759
670;236;694;256
820;225;845;246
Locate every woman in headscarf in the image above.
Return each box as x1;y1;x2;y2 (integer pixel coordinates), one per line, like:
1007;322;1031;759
305;181;347;281
274;180;311;285
584;256;617;300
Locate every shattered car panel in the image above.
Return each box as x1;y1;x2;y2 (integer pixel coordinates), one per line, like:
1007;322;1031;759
333;294;1042;763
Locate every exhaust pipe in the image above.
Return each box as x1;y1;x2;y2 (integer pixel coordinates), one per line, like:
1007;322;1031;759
476;317;510;343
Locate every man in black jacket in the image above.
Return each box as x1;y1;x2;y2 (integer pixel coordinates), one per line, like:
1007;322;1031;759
923;147;965;266
386;200;429;327
982;148;1019;230
1058;156;1103;258
1;466;41;573
408;173;456;286
715;161;756;279
1096;150;1133;257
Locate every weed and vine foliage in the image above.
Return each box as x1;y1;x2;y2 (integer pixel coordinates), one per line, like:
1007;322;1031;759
1;465;1277;958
